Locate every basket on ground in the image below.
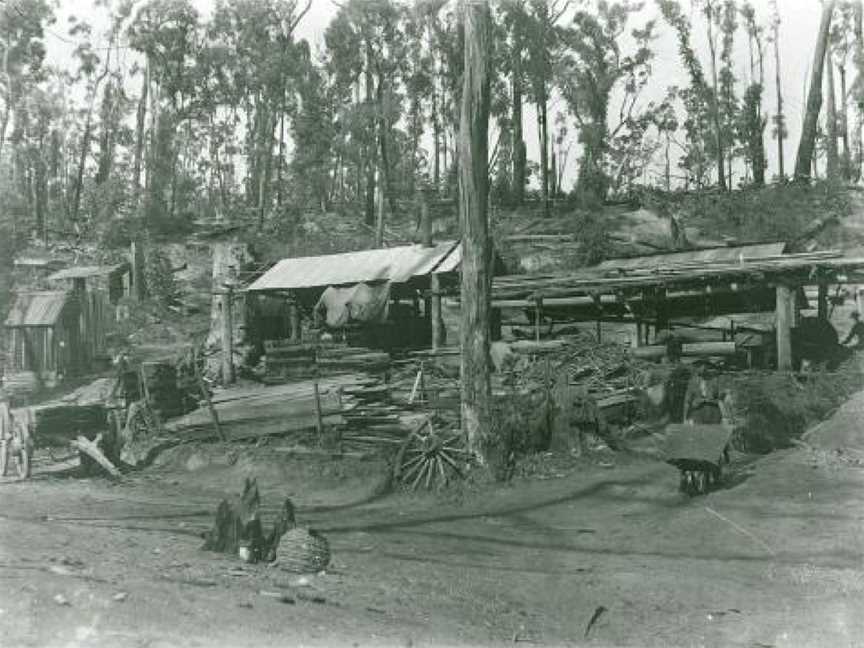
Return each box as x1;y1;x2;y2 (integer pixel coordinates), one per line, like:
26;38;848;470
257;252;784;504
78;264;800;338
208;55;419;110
274;527;331;573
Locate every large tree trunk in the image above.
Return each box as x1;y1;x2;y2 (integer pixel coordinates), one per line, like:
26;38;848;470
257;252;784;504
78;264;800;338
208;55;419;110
826;51;839;178
459;0;492;463
795;0;836;181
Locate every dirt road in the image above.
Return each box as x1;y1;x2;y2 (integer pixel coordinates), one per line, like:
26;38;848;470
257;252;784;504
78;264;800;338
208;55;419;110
2;395;864;648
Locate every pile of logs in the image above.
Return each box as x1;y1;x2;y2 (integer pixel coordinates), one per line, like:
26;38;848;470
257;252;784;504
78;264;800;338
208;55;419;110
262;340;390;383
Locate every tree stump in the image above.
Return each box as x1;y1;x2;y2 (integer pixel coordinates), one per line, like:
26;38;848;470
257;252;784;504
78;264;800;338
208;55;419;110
202;478;296;563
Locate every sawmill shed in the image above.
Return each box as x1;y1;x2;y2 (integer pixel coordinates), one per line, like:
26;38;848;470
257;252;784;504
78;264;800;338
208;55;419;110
245;241;504;351
491;243;864;370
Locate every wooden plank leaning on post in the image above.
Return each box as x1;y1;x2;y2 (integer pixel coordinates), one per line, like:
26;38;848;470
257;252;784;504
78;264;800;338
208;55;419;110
192;347;226;442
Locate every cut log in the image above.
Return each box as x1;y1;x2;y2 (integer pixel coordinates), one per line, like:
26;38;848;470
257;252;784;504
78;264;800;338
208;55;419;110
631;341;738;359
510;339;569;354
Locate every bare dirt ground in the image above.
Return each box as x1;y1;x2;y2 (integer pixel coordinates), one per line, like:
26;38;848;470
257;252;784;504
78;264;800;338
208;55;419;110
2;394;864;648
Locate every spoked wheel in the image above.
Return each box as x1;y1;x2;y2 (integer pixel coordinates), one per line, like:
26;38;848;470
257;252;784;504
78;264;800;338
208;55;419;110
394;419;467;491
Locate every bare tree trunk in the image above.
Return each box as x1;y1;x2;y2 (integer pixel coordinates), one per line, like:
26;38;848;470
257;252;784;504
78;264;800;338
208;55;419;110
511;12;526;205
433;79;441;191
856;1;864;180
459;0;492;463
795;0;836;181
773;14;785;180
706;8;727;191
538;90;550;215
0;41;10;165
826;51;839;178
364;45;376;225
838;63;850;178
133;63;149;203
277;111;284;206
71;52;111;223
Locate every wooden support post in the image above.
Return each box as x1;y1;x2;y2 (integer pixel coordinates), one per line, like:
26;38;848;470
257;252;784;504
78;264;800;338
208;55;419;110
534;298;542;342
632;321;643;349
220;287;235;385
817;283;829;320
856;287;863;317
431;274;443;351
593;294;602;343
289;297;301;342
776;284;793;371
312;381;324;443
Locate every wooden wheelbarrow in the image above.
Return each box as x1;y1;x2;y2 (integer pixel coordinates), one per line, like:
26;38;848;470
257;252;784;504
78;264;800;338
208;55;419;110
660;423;734;496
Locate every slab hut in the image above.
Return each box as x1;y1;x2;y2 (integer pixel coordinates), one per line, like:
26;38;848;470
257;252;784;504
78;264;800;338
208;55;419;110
4;292;80;386
245;242;471;353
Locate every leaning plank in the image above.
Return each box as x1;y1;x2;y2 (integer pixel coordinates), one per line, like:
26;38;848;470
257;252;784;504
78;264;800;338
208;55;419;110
71;435;122;479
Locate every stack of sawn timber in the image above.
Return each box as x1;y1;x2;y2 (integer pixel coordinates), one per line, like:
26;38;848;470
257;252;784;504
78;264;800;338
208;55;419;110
164;380;351;442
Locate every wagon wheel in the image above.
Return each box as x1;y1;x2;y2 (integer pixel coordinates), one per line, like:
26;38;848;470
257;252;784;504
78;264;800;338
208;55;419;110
394;419;467;491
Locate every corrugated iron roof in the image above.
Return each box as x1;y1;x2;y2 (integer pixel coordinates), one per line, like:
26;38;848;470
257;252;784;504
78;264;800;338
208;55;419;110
48;264;127;281
247;241;461;291
595;242;787;272
4;292;70;327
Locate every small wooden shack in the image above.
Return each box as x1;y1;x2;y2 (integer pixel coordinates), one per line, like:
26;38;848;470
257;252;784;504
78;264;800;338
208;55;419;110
4;291;80;386
4;279;114;386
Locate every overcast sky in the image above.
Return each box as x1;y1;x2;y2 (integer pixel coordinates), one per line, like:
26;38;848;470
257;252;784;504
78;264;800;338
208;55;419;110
45;0;828;189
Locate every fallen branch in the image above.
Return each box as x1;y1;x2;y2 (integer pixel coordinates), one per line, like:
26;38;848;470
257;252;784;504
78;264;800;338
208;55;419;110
70;434;122;479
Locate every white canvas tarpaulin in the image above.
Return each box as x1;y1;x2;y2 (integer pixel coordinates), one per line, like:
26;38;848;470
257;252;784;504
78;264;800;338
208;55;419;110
315;282;391;328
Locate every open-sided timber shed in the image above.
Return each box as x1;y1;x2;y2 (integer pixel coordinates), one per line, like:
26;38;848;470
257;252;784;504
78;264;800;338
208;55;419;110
492;244;864;370
245;241;473;350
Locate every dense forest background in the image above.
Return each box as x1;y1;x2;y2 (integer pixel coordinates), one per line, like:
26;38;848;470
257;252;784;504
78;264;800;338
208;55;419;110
0;0;860;266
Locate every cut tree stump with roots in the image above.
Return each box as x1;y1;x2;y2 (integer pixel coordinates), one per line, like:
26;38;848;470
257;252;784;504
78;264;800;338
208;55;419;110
202;477;330;572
